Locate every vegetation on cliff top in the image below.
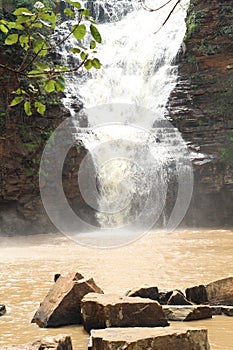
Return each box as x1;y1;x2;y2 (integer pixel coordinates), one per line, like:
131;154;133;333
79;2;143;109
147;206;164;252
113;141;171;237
0;0;102;116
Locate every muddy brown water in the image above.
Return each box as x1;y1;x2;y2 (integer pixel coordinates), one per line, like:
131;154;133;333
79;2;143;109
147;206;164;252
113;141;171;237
0;229;233;349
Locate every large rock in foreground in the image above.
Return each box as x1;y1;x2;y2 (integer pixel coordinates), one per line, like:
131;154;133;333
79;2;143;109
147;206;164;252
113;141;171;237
163;305;212;321
186;277;233;305
32;272;103;328
81;293;169;332
90;326;210;350
0;335;72;350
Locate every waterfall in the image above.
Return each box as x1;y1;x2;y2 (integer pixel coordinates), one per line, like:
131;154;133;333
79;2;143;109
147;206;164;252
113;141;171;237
48;0;193;247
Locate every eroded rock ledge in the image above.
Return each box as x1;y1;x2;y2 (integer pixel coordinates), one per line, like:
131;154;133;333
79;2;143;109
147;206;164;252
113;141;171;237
166;0;233;227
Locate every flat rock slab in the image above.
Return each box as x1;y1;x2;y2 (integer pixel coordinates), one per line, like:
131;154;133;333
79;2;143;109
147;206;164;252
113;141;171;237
90;326;210;350
81;293;169;332
0;335;72;350
163;305;212;321
32;272;103;327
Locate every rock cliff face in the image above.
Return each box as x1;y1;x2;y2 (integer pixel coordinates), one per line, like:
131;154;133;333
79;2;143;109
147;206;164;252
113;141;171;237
167;0;233;227
0;61;97;235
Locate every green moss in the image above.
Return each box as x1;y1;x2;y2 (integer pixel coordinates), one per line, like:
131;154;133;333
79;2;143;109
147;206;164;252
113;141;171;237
185;9;208;41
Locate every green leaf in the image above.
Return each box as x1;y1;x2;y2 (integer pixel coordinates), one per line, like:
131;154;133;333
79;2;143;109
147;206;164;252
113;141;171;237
66;1;81;9
64;8;75;18
13;7;31;15
90;40;96;49
24;101;32;116
35;62;49;70
19;34;29;49
35;101;46;115
72;24;86;41
5;34;18;45
33;40;47;56
70;47;81;54
92;58;101;69
80;51;88;60
27;70;43;77
90;24;102;43
84;59;92;70
55;80;65;92
10;96;23;106
0;24;8;34
8;22;24;30
78;9;90;17
44;80;55;93
32;23;43;28
41;11;56;26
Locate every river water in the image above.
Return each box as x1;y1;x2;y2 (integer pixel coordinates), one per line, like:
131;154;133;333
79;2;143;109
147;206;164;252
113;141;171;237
0;230;233;349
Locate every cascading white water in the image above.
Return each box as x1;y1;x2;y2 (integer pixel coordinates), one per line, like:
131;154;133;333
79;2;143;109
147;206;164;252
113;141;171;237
55;0;193;245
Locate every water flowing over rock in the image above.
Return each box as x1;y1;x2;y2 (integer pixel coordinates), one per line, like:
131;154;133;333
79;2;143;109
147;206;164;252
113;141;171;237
186;277;233;306
90;326;210;350
57;0;191;240
32;272;103;328
81;293;169;332
163;305;212;321
0;335;73;350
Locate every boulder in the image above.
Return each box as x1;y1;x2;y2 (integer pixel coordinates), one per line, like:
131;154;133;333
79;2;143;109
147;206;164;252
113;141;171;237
221;306;233;316
185;285;208;305
90;326;210;350
126;286;159;300
81;293;169;332
126;287;192;306
167;290;193;305
163;305;212;321
0;335;72;350
206;277;233;305
0;304;6;316
32;272;103;328
186;277;233;305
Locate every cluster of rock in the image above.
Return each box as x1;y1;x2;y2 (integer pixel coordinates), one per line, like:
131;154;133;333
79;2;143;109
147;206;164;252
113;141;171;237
4;273;233;349
30;273;233;349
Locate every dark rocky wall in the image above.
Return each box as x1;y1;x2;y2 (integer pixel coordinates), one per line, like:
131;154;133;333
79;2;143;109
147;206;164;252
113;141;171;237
167;0;233;227
0;59;97;235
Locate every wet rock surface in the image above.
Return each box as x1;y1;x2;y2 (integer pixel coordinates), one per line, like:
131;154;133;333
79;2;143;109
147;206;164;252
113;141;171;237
32;272;103;328
163;305;212;321
90;326;210;350
81;293;169;332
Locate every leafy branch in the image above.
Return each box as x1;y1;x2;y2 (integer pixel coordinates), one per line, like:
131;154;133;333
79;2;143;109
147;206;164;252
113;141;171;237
0;0;102;116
